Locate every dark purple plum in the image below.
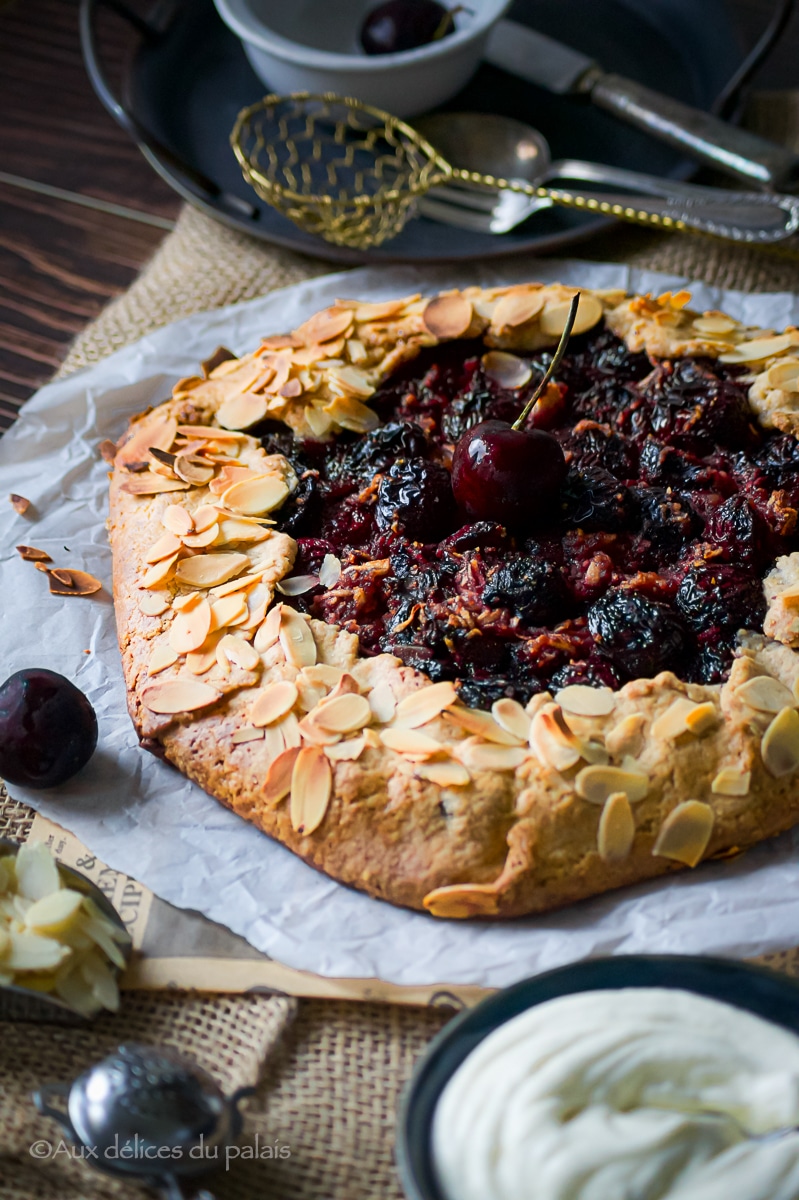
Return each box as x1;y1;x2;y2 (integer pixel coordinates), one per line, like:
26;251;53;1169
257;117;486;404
0;669;98;788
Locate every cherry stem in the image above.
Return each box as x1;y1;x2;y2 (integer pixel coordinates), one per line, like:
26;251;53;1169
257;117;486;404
511;292;581;431
433;4;465;40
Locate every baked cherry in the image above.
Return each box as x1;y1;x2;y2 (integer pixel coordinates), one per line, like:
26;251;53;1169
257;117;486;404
0;668;98;788
360;0;457;54
450;293;579;529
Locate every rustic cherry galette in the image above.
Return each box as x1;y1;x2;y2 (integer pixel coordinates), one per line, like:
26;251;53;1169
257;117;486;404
109;282;799;918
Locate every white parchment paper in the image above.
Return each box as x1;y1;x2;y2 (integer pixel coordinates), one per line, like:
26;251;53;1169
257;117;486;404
3;258;799;989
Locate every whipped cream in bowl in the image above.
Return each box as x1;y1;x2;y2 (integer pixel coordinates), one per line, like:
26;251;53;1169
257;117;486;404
398;959;799;1200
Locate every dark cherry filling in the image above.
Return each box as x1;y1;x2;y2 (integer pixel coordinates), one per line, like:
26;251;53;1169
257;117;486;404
258;328;799;709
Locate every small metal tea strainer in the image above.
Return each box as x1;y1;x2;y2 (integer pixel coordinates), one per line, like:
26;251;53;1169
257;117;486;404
231;93;799;250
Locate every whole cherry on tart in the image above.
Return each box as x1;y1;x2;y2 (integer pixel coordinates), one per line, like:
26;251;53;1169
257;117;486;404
451;293;580;528
360;0;459;54
0;668;98;788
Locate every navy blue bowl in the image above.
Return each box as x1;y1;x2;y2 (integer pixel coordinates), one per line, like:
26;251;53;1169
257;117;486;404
397;954;799;1200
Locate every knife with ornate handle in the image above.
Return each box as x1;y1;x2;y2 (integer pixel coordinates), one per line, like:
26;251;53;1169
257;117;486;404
485;19;799;192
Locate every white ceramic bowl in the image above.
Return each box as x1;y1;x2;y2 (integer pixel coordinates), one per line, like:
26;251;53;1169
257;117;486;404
214;0;512;118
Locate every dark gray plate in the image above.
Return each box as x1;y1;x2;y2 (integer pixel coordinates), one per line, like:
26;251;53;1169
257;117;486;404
89;0;743;263
397;954;799;1200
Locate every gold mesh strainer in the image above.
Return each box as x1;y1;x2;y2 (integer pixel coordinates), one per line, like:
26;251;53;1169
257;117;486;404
231;93;799;251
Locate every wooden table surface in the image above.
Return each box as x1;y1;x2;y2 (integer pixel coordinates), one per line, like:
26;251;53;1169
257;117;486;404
0;0;796;433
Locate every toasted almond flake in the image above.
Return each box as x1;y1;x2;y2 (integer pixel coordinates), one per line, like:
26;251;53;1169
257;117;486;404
217;517;269;545
295;306;354;345
142;552;180;589
651;697;708;741
766;357;799;389
139;593;170;617
162;505;194;536
490;287;545;331
176;424;242;441
142;678;221;714
354;298;408;322
423;882;500;919
231;725;265;745
187;504;218;533
263;746;300;804
393;681;457;729
380;728;443;759
481;350;533;389
491;698;531;741
327;365;375;399
174;552;249;588
182;523;220;549
541;292;603;337
98;438;118;463
221;474;290;516
16;545;51;562
169;597;212;653
555;684;615;718
47;569;102;596
210;593;249;630
279;607;317;667
323;394;381;433
605;712;646;758
325;736;367;762
719;333;794;363
201;345;237;376
313;693;372;734
210;571;265;599
254;604;283;652
290;746;332;834
693;314;738;335
761;706;799;777
173;454;215;486
277;574;319;596
367;680;395;723
9;493;30;514
117;413;178;472
298;714;342;745
446;705;523;746
423;293;473;339
217;391;269;431
279;377;303;399
303;664;346;690
595;791;635;864
529;705;582;772
576;764;649;805
251;680;299;726
457;742;527;772
652;800;714;867
318;554;342;588
305;406;334;438
416;761;471;787
684;702;718;734
711;766;751;796
185;631;223;675
148;645;179;675
172;591;203;612
736;675;796;714
121;474;191;496
145;532;183;564
217;634;260;671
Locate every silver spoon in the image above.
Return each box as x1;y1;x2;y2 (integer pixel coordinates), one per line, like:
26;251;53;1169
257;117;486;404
414;112;788;236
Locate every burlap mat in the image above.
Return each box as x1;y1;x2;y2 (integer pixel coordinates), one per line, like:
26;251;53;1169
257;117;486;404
3;89;799;1200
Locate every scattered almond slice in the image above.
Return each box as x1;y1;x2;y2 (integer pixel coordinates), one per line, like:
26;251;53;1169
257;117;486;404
169;597;212;653
736;675;796;714
182;524;220;550
393;681;457;730
232;725;265;745
541;292;603;337
416;761;471;787
324;395;381;433
145;532;183;564
277;574;320;596
481;351;532;389
605;713;646;759
423;882;500;919
711;766;751;796
456;742;527;772
121;475;191;496
325;736;367;762
554;684;615;718
141;679;221;714
423;294;473;339
116;413;178;472
162;505;194;536
652;800;714;867
148;645;179;675
313;693;372;734
290;746;332;835
368;680;396;723
210;593;249;630
262;746;300;804
766;357;799;389
597;792;635;864
217;518;269;545
490;287;544;331
251;680;299;727
176;424;242;441
174;552;249;589
47;569;102;597
217;391;269;431
651;697;717;741
210;571;265;599
221;474;290;516
529;705;582;772
173;591;204;612
185;631;224;676
9;493;31;514
491;698;531;742
254;604;283;652
380;728;443;759
719;333;795;363
296;306;354;345
16;545;51;562
217;630;260;671
446;705;523;746
98;439;118;463
318;554;342;588
761;706;799;777
693;314;738;335
576;764;649;805
139;593;170;617
279;607;317;667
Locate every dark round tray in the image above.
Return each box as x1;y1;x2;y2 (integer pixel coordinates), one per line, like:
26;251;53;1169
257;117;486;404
81;0;743;263
397;954;799;1200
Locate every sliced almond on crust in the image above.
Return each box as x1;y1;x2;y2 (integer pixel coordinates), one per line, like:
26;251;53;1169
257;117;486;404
393;681;457;729
490;287;544;331
251;681;299;727
47;569;102;596
174;552;249;589
540;292;603;337
605;713;646;759
736;675;796;714
529;705;581;772
147;645;179;675
456;742;527;772
766;357;799;389
415;760;470;787
139;593;170;617
145;532;183;564
422;294;473;339
231;725;265;744
481;349;533;389
720;333;794;363
576;764;649;805
182;524;220;550
711;766;751;796
217;634;260;671
121;475;190;496
489;698;530;742
169;596;212;653
380;728;443;759
597;791;635;864
651;696;716;741
221;474;290;516
290;746;332;835
446;705;523;746
279;607;317;667
652;800;714;867
761;706;799;777
176;424;242;441
141;552;180;589
295;306;354;345
325;736;367;762
423;882;500;919
313;693;372;734
693;314;738;335
254;604;283;653
173;454;215;486
368;680;396;723
353;298;408;322
263;746;300;804
210;593;249;630
555;684;615;718
217;392;269;431
142;679;221;714
162;505;195;536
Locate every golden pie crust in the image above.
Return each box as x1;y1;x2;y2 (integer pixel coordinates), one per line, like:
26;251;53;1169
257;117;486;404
108;282;799;918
